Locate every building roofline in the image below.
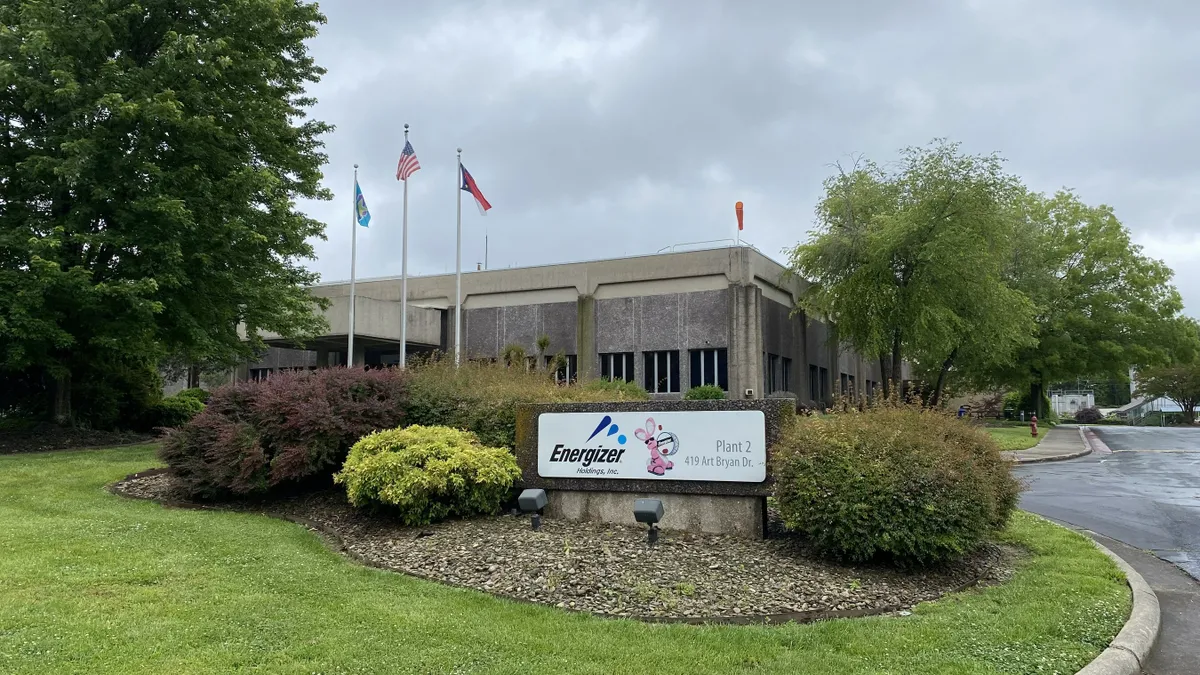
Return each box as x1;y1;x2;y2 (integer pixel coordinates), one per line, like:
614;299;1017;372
312;243;794;288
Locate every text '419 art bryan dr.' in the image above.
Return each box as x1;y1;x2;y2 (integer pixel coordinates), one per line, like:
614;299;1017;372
537;411;767;482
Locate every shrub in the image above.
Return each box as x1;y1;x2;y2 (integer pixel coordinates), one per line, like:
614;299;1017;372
403;358;646;449
161;360;652;500
774;405;1021;567
1074;406;1103;423
148;395;206;428
684;385;726;400
582;378;650;400
176;387;211;404
159;368;408;499
500;344;527;368
335;425;520;525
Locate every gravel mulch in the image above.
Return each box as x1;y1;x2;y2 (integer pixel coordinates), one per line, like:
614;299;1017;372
0;425;156;454
113;471;1021;622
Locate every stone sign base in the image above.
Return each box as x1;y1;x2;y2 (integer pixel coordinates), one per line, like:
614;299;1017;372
546;490;767;539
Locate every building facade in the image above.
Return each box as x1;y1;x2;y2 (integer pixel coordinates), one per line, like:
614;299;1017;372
245;246;904;406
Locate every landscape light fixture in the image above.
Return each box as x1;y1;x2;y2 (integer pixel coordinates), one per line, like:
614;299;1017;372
517;488;548;531
633;498;665;545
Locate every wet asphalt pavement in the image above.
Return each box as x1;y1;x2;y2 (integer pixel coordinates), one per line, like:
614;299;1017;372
1016;426;1200;581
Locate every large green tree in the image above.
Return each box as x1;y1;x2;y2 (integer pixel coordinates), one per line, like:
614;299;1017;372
0;0;331;423
981;191;1188;418
788;140;1036;405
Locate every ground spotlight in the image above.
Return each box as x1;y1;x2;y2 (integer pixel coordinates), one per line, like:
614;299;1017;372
517;488;547;531
633;498;664;545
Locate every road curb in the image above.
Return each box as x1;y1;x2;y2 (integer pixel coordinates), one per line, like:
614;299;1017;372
1005;427;1093;463
1009;447;1092;463
1076;538;1161;675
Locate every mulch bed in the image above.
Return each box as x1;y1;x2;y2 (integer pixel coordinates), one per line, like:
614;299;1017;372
0;424;156;454
112;470;1021;623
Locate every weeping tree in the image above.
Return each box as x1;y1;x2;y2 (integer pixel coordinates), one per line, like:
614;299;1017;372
0;0;331;425
788;140;1036;405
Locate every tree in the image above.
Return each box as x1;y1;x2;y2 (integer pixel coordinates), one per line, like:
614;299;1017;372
0;0;331;424
535;335;551;371
980;191;1188;418
787;140;1036;405
1136;365;1200;425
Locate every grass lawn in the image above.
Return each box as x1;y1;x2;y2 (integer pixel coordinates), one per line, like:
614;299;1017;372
0;446;1128;674
986;426;1043;451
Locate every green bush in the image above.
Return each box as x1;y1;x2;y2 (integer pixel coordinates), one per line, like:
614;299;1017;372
684;385;726;400
582;378;650;400
774;405;1021;567
334;425;521;525
176;388;211;404
148;394;206;429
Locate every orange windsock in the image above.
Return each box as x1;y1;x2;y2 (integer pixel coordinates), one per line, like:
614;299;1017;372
735;201;744;231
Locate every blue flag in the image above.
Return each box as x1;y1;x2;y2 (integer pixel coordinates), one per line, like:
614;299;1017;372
354;179;371;227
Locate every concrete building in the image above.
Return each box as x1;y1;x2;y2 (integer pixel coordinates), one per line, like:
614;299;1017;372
243;246;904;406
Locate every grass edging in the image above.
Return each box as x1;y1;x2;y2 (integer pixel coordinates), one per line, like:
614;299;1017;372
1077;538;1160;675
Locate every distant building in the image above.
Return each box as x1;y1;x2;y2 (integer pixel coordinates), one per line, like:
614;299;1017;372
239;246;908;405
1049;390;1095;417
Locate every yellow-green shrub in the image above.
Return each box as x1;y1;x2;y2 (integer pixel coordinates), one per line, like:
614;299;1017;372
773;405;1021;567
334;425;521;525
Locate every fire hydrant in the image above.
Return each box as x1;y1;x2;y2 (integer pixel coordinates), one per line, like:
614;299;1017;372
1030;414;1038;438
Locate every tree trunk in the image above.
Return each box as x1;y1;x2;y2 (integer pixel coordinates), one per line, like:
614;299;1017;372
53;371;72;425
929;347;958;408
1030;376;1046;419
187;365;200;389
1184;403;1196;426
889;331;903;400
878;354;891;398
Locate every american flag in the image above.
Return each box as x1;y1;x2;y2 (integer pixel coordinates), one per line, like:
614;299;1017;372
395;140;420;181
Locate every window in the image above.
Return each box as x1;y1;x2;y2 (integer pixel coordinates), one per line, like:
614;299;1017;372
600;352;635;383
249;368;271;382
644;351;680;393
545;355;577;384
782;357;792;392
840;372;849;396
809;365;819;401
848;374;856;398
762;353;779;392
819;367;830;400
691;348;728;390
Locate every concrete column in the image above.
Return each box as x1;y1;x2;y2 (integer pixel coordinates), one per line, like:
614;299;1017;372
729;283;764;399
576;294;597;380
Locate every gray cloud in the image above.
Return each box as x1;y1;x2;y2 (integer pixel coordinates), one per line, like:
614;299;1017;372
298;0;1200;315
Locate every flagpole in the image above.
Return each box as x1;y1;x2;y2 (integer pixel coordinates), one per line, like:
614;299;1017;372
400;124;410;369
454;147;463;367
348;164;358;368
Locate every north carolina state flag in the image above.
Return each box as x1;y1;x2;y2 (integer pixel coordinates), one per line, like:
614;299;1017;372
459;163;492;215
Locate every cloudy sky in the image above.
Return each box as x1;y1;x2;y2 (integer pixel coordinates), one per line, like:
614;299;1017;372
297;0;1199;316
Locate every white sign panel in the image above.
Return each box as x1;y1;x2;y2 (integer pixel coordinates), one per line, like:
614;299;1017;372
537;411;767;482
